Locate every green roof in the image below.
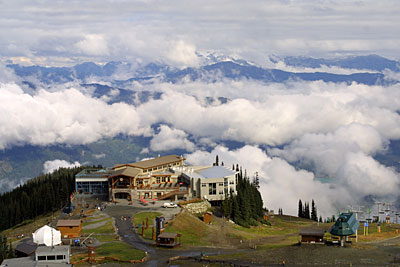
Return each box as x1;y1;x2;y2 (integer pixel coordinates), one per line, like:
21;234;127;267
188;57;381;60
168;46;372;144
329;212;359;236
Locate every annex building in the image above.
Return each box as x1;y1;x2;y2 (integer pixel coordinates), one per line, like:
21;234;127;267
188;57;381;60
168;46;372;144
74;154;238;203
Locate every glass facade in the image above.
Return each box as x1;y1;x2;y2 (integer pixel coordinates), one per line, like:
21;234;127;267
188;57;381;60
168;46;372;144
76;181;108;195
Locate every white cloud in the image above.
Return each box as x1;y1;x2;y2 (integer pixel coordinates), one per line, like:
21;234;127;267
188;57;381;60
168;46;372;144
167;40;199;67
93;153;106;159
150;124;196;152
185;145;346;217
75;34;109;56
43;159;81;174
0;83;150;149
269;123;388;177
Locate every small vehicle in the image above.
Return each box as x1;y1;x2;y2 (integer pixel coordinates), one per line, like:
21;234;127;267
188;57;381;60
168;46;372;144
163;202;178;208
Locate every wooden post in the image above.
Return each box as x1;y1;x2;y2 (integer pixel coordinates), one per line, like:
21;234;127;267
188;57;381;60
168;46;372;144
142;221;145;237
152;226;156;241
146;217;149;229
88;246;96;263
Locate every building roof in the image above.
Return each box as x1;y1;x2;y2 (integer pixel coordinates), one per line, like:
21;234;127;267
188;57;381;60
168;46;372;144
197;166;236;179
15;240;37;255
330;212;359;236
109;167;141;178
115;155;184;169
158;232;180;238
56;220;81;227
75;168;113;178
299;228;326;236
1;256;35;267
35;245;70;254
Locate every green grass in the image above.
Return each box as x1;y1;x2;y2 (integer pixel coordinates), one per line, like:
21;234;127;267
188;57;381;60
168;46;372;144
95;242;146;261
164;211;211;246
82;217;111;227
93;234;119;242
132;212;162;240
82;220;115;234
132;212;162;226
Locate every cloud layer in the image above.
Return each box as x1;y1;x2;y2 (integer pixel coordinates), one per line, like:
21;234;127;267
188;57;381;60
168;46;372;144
2;73;400;216
1;0;400;66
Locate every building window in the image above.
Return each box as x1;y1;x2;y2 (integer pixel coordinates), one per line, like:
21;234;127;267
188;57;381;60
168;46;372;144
57;255;64;260
219;190;224;194
218;182;223;186
224;178;228;186
47;255;56;260
229;180;234;185
202;183;207;187
161;177;166;183
38;256;46;261
156;177;160;183
209;183;216;195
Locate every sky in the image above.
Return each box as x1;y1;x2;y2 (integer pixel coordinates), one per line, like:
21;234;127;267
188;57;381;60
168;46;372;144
1;0;400;217
0;0;400;66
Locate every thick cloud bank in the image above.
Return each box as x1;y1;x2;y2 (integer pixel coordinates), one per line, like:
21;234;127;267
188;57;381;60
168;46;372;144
2;78;400;216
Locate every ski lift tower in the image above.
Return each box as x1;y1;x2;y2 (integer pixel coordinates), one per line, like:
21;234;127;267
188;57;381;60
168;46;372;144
384;202;391;223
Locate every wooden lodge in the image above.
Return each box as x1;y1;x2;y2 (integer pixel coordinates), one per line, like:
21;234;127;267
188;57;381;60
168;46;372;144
109;155;187;202
57;219;82;238
156;232;181;248
299;228;326;244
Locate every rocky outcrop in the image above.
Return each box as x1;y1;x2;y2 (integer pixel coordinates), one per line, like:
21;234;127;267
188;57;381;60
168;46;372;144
184;200;211;214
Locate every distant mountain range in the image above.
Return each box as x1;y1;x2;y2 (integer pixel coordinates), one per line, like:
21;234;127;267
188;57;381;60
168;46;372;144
7;54;400;87
274;54;400;72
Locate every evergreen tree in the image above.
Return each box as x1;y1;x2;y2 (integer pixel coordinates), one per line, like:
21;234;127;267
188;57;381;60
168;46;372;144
0;235;13;262
311;199;318;221
319;216;323;223
304;202;310;219
0;166;85;231
298;199;303;218
215;155;219;166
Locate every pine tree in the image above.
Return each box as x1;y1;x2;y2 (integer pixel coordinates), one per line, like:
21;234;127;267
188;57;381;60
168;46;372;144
304;202;310;219
311;199;318;221
215;155;219;166
298;199;303;218
319;216;323;223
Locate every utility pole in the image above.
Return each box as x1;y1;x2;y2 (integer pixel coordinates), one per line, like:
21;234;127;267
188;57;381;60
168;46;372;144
375;201;382;223
350;206;363;243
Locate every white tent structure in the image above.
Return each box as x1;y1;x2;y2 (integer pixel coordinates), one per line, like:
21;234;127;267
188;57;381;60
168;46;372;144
32;225;62;246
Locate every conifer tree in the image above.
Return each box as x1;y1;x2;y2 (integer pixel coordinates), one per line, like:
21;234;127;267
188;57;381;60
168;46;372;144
304;202;310;219
298;199;303;218
311;199;318;221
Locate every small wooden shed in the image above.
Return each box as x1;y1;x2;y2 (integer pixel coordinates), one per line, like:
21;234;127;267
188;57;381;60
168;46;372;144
156;232;181;248
299;228;326;244
57;219;82;238
203;211;212;224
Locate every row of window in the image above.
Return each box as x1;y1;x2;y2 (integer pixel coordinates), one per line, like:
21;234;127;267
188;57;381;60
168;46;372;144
37;255;66;261
143;162;181;173
136;176;171;185
201;181;234;188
